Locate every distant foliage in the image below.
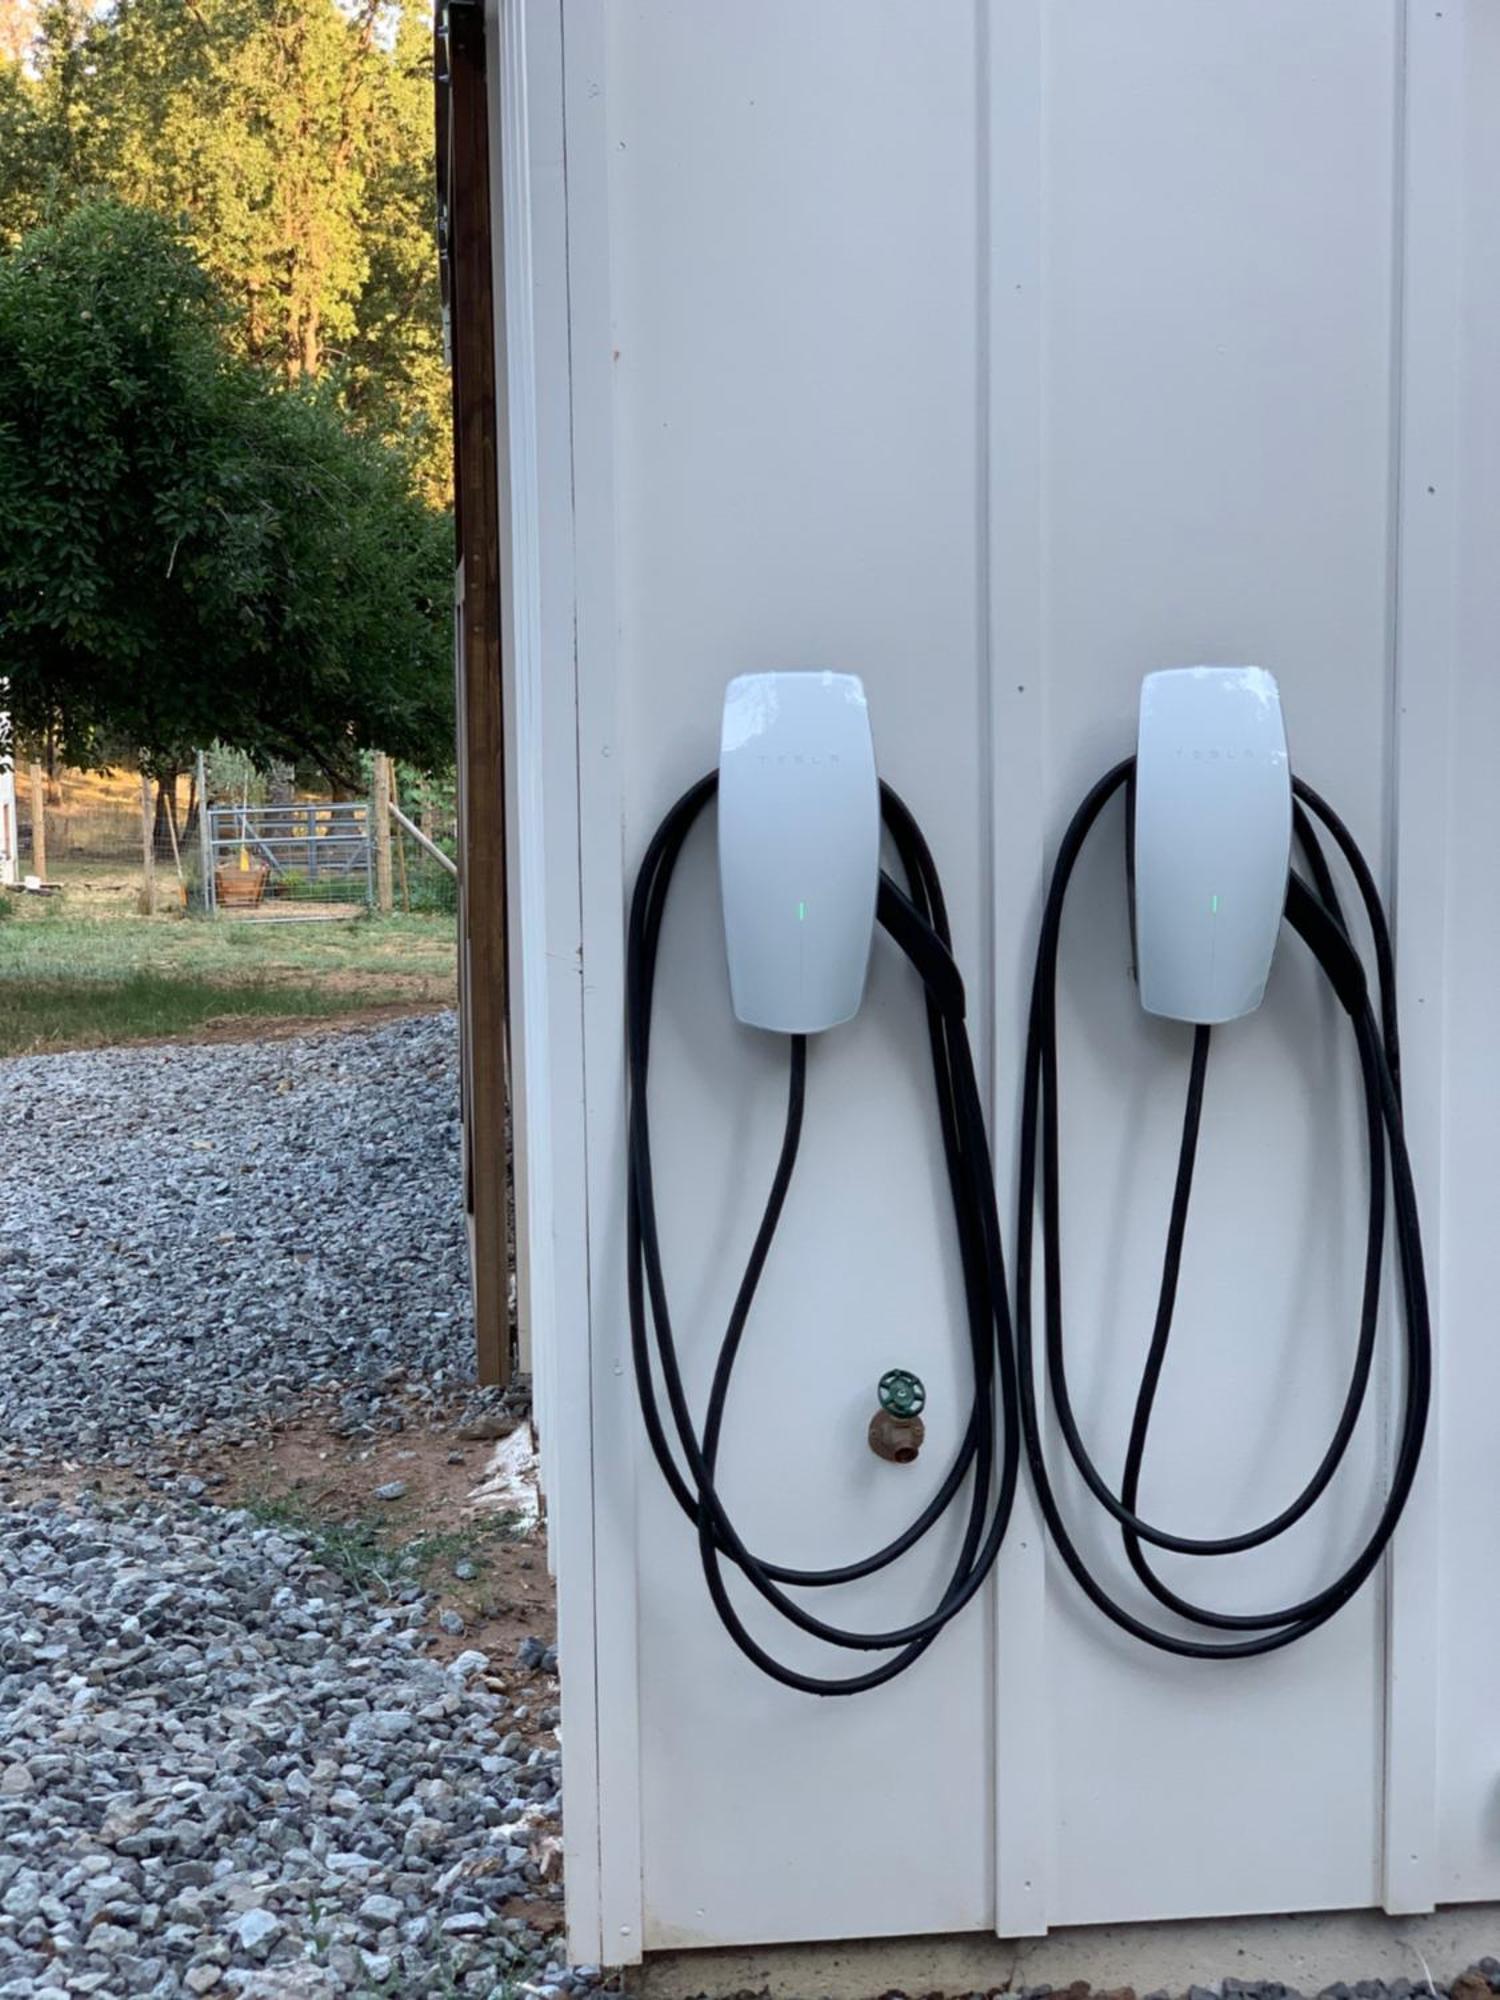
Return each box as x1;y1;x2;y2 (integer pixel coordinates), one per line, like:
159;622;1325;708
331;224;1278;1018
0;202;454;787
204;745;296;808
0;0;448;502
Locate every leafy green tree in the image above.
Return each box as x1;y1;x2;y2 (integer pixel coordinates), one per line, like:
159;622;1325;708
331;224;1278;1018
0;0;89;244
0;0;449;500
337;0;449;501
0;200;453;791
86;0;379;381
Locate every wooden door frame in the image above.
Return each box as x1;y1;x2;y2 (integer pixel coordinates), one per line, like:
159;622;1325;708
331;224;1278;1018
437;0;509;1386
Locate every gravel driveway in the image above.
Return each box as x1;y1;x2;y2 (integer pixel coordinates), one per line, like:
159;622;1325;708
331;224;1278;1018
0;1493;581;2000
0;1014;473;1469
0;1016;597;2000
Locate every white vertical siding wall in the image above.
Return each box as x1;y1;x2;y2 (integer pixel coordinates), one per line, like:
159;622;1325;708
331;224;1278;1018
500;0;1497;1964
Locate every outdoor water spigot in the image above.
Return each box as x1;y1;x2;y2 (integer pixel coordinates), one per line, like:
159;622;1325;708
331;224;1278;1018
868;1369;926;1464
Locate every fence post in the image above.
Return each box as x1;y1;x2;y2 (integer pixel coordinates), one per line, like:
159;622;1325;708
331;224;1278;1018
139;769;157;915
0;686;12;888
390;765;411;914
372;753;394;915
197;751;213;914
28;761;45;881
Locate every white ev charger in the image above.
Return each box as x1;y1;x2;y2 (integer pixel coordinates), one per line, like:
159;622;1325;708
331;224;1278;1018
627;668;1429;1685
717;672;882;1034
1133;666;1292;1025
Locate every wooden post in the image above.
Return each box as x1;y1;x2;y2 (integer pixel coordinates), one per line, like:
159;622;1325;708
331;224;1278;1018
441;0;512;1385
163;778;184;889
139;770;157;915
0;684;13;889
372;753;394;914
390;800;458;876
27;761;45;881
196;750;213;915
391;766;411;914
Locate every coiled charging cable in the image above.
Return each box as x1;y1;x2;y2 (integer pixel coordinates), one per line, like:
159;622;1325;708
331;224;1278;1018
1014;761;1431;1657
628;774;1020;1695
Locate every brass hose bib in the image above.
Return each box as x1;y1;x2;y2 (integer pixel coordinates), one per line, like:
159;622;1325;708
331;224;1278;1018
868;1408;925;1463
868;1368;926;1464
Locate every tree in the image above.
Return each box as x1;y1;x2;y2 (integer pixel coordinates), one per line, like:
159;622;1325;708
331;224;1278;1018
0;200;453;790
0;0;89;246
84;0;381;383
0;0;449;500
336;0;449;502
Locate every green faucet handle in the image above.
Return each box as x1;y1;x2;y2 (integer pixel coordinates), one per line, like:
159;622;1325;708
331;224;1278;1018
878;1368;926;1420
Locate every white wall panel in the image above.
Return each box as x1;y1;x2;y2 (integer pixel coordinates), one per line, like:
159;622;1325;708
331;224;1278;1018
1033;0;1399;1927
514;0;1497;1961
606;0;996;1949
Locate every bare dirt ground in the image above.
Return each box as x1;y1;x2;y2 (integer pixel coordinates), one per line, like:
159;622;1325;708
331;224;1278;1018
0;1395;555;1669
105;994;451;1049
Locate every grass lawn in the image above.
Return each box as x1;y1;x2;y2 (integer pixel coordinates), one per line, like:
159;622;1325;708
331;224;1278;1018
0;889;457;1058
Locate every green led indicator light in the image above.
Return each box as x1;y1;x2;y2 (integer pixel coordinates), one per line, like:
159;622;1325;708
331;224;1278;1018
797;900;806;922
1210;893;1220;915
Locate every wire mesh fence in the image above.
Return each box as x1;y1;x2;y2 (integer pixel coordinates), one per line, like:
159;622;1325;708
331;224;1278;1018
8;767;457;921
384;811;459;916
12;788;204;911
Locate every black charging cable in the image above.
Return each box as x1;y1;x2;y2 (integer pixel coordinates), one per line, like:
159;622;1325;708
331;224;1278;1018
627;774;1020;1695
1014;760;1431;1657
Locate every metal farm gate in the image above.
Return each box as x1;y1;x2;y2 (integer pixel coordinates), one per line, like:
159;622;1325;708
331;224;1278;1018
205;800;373;917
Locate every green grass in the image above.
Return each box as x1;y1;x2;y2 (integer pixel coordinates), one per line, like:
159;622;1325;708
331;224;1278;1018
239;1489;523;1602
1;899;454;979
0;969;377;1057
0;897;456;1056
239;1496;412;1599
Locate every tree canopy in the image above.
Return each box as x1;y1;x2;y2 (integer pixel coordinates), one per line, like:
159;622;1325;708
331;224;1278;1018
0;0;447;502
0;200;453;786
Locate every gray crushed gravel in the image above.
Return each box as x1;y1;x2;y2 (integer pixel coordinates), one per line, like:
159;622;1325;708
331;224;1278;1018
0;1016;606;1997
0;1015;474;1468
0;1490;599;1999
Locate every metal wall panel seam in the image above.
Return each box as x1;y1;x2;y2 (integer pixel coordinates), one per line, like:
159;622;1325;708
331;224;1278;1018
512;0;607;1961
1380;0;1464;1918
987;0;1053;1941
517;0;573;1571
561;0;646;1965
